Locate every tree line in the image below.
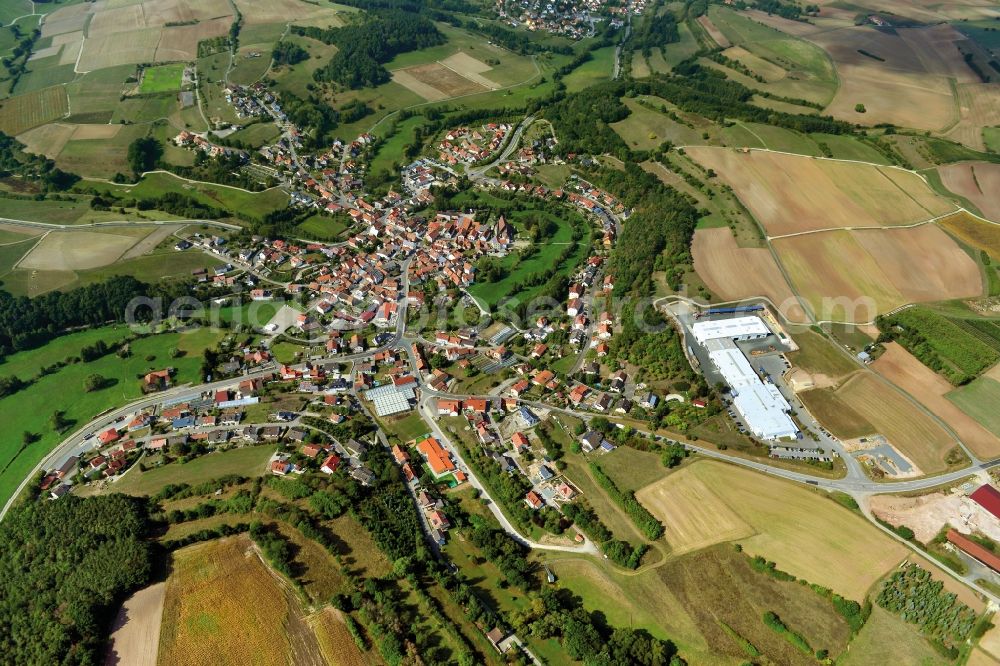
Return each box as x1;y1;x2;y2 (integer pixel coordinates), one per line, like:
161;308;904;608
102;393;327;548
0;495;153;665
293;10;444;89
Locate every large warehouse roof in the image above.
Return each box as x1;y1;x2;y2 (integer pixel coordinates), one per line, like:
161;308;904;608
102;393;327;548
706;339;798;441
691;316;770;344
364;384;416;417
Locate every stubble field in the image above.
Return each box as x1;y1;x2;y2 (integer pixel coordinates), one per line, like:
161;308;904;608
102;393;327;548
691;227;807;322
685;147;955;236
772;225;981;322
873;342;1000;460
158;535;323;666
634;460;908;600
938;163;1000;223
833;372;961;474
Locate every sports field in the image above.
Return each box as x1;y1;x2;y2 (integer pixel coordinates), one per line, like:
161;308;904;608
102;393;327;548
159;535;324;666
685;147;955;236
634;459;907;601
139;63;185;93
691;227;807;323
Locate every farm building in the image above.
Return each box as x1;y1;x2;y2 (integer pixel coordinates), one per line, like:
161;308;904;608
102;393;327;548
691;316;770;345
970;484;1000;522
693;315;797;441
947;529;1000;573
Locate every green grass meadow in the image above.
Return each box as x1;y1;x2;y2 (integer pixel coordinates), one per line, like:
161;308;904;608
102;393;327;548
139;64;185;94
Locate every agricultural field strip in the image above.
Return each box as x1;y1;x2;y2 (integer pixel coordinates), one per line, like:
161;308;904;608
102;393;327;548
679;146;965;238
370;56;540;134
766;208;961;240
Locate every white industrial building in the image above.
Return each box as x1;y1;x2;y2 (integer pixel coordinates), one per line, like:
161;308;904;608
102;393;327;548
691;316;770;345
694;316;799;441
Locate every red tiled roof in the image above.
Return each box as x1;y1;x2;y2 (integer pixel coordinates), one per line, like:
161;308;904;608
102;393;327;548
971;484;1000;521
947;529;1000;572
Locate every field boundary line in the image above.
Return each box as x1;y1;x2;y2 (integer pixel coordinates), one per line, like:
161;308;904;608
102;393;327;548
9;231;46;271
370;54;540;134
766;208;961;240
81;169;287;194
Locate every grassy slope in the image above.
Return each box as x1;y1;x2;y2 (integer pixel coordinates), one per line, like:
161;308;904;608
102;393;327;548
0;326;226;505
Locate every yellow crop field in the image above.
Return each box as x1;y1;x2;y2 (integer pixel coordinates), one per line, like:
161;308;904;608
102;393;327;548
635;467;753;554
635;460;907;600
158;536;304;666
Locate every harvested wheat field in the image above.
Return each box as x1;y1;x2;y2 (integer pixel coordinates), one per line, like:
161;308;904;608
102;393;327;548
78;28;161;71
685;147;955;235
16;123;76;158
636;460;907;600
18;229;149;271
234;0;343;23
939;163;1000;223
852;225;982;303
309;607;374;666
691;227;806;322
773;231;903;321
939;211;1000;259
393;63;486;100
836;373;961;475
773;226;979;322
155;17;235;62
159;536;325;666
947;83;1000;151
873;342;1000;459
104;582;166;666
439;52;501;89
635;467;753;554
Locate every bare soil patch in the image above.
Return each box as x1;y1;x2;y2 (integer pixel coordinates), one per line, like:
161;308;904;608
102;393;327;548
104;582;166;666
399;63;486;98
939;163;1000;223
691;227;806;322
697;15;730;48
439;52;500;89
870;491;1000;545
